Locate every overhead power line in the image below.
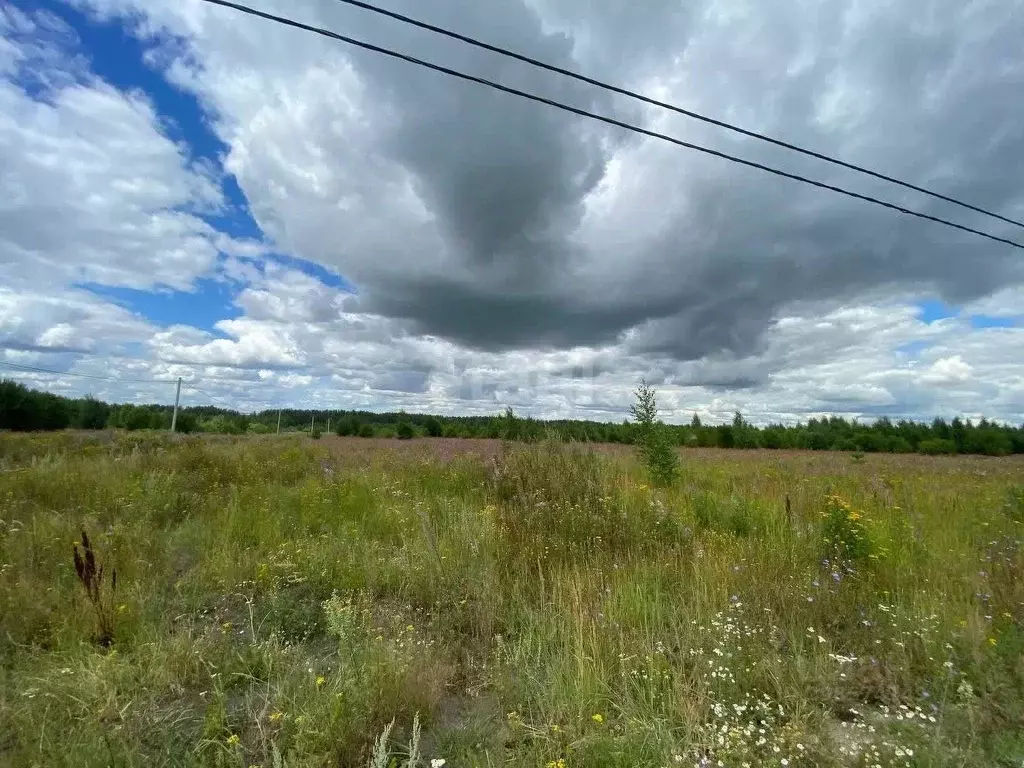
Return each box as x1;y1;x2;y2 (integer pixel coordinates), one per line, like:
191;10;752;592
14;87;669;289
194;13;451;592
183;382;239;411
0;359;167;385
197;0;1024;252
329;0;1024;232
1;358;242;411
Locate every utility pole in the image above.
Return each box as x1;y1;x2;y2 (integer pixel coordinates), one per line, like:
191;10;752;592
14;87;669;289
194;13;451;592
310;414;315;435
170;377;182;433
276;409;282;434
327;416;331;434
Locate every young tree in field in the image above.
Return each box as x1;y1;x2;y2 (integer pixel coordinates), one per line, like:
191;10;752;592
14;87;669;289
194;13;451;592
336;416;359;437
630;379;679;487
502;407;521;441
76;396;109;430
424;416;443;437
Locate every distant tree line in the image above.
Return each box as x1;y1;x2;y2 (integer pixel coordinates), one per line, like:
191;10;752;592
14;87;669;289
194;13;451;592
2;379;1022;456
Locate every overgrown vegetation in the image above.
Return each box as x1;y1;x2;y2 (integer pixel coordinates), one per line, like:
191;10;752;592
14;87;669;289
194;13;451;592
1;432;1021;766
4;378;1024;455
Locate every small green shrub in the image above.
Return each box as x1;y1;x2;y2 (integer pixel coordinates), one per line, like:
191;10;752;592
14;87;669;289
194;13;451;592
336;416;359;436
692;493;759;537
396;421;414;440
885;436;914;453
918;438;957;455
726;498;756;537
358;423;375;438
693;491;718;531
199;414;244;434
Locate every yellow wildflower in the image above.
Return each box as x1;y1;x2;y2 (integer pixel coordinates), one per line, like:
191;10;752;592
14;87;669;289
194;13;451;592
546;760;567;768
591;713;604;724
316;675;326;688
269;711;284;722
988;637;997;646
226;734;240;746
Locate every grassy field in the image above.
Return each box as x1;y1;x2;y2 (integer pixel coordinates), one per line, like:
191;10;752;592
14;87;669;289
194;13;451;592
1;432;1022;767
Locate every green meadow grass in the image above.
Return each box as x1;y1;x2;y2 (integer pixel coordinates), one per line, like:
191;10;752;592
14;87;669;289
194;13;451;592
0;432;1021;767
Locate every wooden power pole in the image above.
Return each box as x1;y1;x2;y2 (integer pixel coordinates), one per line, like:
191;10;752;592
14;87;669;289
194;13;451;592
170;377;182;432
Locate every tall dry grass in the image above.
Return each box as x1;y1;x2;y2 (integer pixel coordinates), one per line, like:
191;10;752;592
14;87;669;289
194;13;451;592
0;433;1021;766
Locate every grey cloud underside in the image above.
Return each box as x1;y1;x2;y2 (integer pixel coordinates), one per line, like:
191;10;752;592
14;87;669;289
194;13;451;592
371;368;430;393
292;0;1024;361
331;0;629;283
76;0;1024;367
368;275;678;350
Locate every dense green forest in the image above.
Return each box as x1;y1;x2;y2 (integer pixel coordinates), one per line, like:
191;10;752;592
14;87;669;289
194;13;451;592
1;378;1022;455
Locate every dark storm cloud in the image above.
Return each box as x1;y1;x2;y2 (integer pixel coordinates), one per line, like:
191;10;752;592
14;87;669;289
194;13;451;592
675;375;762;391
323;0;629;280
369;274;679;350
314;0;1024;363
371;368;430;393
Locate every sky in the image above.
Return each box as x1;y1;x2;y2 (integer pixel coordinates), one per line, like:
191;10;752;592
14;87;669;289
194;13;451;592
1;0;1023;424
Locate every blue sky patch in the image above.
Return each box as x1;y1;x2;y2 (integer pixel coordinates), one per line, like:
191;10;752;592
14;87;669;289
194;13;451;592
26;0;261;243
24;0;358;329
80;279;240;334
969;314;1018;329
28;1;219;160
915;298;959;324
271;254;355;293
